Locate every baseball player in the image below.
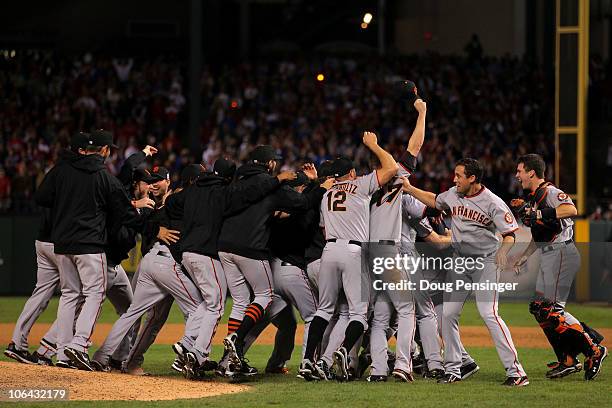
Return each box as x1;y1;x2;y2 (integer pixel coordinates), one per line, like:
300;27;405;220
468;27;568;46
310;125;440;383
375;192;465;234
219;145;330;375
299;131;398;382
123;166;180;375
34;129;145;371
366;98;427;383
513;154;607;380
92;165;205;372
403;158;529;386
176;158;295;379
4;136;159;367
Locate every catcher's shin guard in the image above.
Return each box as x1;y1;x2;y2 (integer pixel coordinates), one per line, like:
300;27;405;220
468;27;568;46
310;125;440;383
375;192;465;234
581;321;604;344
530;300;599;358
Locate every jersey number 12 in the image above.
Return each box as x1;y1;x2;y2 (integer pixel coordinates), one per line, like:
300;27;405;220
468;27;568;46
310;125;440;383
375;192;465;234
327;191;347;211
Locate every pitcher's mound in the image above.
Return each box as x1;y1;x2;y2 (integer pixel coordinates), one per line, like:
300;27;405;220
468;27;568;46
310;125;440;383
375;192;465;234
0;361;248;401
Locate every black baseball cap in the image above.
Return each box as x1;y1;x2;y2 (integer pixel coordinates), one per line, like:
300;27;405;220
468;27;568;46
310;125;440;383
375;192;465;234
181;164;205;185
213;158;237;179
287;171;309;187
248;145;282;163
318;160;335;178
88;129;118;149
70;132;89;151
332;156;354;177
133;168;156;184
150;166;170;182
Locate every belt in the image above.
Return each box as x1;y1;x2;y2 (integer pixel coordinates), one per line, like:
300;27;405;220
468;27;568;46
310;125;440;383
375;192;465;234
455;250;496;259
542;239;573;254
326;238;362;247
281;261;301;268
156;251;173;259
378;240;396;246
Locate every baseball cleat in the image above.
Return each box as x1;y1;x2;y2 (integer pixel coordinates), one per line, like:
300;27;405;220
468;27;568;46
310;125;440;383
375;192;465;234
4;343;37;364
40;338;58;354
298;359;318;381
314;359;333;381
460;361;480;379
546;356;581;379
172;342;189;363
33;352;54;366
502;376;530;387
64;347;94;372
91;360;111;372
437;373;461;384
238;360;258;376
423;368;445;380
366;374;388;382
215;364;228;377
357;351;372;378
332;347;350;382
392;368;415;383
223;333;242;371
183;352;198;380
171;358;184;373
412;354;426;375
265;366;290;375
584;345;608;381
56;360;78;369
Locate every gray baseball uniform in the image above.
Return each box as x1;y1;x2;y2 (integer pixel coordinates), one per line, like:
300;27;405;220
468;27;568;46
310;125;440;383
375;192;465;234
36;263;134;362
399;196;445;372
315;171;380;326
93;243;202;366
533;185;579;306
369;174;416;376
435;186;526;378
181;252;227;365
11;240;59;352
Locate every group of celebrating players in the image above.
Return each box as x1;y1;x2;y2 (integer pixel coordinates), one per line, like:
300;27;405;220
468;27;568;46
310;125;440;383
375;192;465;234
4;92;607;387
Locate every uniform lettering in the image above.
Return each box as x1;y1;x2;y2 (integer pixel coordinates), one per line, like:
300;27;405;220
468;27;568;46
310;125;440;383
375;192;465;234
451;205;492;226
332;183;358;194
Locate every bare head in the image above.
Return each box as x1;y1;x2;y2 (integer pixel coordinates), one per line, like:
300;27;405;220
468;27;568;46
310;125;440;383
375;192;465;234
516;154;546;192
453;158;483;195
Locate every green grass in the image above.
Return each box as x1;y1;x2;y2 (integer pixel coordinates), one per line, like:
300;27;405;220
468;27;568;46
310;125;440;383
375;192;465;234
1;296;611;328
1;345;611;408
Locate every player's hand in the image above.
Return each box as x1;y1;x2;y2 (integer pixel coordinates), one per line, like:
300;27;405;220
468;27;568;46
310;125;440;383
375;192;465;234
513;254;529;276
157;226;180;244
132;197;155;209
321;178;335;190
414;99;427;114
495;250;509;272
277;171;297;182
398;176;413;193
302;163;318;180
274;211;290;219
142;145;158;157
362;131;378;147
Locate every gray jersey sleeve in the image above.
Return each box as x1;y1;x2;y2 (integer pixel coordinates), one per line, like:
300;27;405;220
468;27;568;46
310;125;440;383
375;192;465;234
414;217;433;238
435;187;454;211
402;194;427;219
491;197;519;236
356;171;380;195
544;185;575;242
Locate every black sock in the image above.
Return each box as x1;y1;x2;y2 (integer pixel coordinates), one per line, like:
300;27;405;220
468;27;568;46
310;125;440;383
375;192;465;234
235;303;265;344
341;321;365;352
304;316;329;361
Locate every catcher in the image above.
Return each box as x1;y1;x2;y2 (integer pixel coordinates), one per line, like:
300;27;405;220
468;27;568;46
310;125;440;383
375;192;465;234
511;154;606;381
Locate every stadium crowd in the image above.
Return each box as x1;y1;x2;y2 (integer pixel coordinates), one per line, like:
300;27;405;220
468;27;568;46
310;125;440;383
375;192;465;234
0;50;557;213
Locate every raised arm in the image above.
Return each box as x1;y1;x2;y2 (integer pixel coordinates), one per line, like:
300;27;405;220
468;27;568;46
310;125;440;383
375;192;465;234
363;131;398;185
407;99;427;157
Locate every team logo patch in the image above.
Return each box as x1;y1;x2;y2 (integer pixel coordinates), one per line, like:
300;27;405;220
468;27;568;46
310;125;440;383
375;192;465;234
504;212;513;224
558;193;568;201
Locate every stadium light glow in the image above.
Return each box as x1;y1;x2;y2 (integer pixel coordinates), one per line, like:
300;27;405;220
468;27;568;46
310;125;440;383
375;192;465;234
316;73;325;82
363;13;373;24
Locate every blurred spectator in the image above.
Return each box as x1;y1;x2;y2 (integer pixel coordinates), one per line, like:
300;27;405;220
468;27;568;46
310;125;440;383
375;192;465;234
0;50;562;213
0;167;11;211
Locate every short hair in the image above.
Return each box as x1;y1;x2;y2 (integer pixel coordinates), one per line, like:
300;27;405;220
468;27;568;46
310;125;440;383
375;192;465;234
517;154;545;178
455;158;483;183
